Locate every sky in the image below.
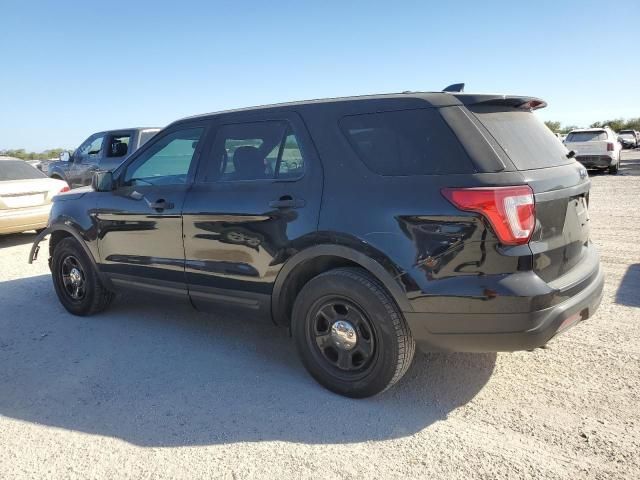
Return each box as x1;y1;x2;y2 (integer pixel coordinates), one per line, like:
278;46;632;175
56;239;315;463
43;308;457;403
1;0;639;151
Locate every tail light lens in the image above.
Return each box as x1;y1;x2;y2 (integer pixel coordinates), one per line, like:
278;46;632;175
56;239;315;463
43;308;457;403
59;185;70;193
607;142;614;151
441;186;536;245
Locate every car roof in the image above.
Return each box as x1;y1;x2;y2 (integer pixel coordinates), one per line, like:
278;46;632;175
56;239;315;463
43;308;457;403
175;91;546;124
104;127;161;133
568;128;608;133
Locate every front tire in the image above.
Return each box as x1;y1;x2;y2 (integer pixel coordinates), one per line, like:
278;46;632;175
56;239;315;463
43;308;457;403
292;267;415;398
51;238;114;316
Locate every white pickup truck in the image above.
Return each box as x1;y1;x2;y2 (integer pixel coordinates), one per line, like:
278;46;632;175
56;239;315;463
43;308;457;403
564;127;622;174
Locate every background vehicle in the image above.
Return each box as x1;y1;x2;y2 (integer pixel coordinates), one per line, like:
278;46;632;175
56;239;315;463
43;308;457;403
618;129;639;149
31;89;603;398
564;127;622;173
48;127;160;188
0;156;68;235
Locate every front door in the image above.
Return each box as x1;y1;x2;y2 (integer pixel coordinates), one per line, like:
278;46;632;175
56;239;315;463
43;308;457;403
95;124;207;297
71;133;105;188
182;113;323;315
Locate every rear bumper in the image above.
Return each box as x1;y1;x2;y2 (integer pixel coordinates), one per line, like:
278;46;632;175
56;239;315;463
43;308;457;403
404;261;604;353
0;205;50;235
576;155;613;168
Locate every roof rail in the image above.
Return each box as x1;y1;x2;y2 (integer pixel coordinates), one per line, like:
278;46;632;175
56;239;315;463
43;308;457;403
443;83;465;93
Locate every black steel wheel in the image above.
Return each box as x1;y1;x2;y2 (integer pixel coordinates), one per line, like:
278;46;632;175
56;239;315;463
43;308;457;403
292;267;415;398
309;297;377;375
60;255;86;301
52;237;114;316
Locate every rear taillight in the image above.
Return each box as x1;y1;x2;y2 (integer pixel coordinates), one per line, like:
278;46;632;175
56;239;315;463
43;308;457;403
607;142;614;151
59;185;70;193
441;186;536;245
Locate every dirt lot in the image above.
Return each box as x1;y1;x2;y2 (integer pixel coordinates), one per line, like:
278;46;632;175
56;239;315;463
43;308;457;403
1;152;639;479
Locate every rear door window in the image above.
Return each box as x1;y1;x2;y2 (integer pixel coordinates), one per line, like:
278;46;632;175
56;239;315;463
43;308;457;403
340;109;474;175
106;134;131;158
469;106;572;170
203;121;306;182
566;131;608;142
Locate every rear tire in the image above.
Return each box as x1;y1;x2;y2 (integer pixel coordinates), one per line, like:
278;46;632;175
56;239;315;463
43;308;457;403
51;238;114;316
292;267;415;398
609;157;620;174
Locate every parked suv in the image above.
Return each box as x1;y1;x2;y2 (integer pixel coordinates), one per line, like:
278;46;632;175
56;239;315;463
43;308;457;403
564;127;622;173
48;127;160;188
30;90;604;398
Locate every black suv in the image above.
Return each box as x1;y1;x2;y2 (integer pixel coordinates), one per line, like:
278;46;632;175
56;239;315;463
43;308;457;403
30;89;604;398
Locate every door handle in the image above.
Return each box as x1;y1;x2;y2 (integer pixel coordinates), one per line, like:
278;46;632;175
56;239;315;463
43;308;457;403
269;196;306;209
148;199;174;211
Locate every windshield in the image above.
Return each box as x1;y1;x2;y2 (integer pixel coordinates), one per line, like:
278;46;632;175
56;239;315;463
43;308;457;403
620;133;634;140
566;131;608;142
469;107;571;170
0;160;47;181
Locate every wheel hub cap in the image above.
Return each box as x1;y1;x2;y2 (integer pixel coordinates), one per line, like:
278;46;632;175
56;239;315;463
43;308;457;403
69;268;82;286
330;320;357;350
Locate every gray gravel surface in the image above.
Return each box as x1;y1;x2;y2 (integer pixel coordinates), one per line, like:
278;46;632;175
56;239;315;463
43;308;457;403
1;151;639;479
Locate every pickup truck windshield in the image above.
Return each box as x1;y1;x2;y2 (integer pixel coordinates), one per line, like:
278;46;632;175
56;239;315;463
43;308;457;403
0;160;47;181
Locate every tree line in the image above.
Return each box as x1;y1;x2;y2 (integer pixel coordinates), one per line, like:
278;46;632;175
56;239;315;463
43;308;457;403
544;118;640;134
0;148;66;161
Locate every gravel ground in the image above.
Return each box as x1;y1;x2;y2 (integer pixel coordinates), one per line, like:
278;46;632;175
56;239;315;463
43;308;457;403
1;151;639;479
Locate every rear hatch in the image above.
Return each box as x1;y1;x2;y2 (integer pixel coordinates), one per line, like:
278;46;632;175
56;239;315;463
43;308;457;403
564;130;611;156
463;103;593;284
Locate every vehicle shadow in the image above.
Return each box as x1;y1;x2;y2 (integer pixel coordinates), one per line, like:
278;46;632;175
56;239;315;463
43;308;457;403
0;231;40;248
616;264;640;308
0;274;495;447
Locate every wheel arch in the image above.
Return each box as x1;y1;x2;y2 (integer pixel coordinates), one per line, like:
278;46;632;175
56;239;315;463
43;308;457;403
271;244;413;327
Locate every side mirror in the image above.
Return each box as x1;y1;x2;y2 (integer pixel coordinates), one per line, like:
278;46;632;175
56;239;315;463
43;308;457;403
567;150;576;159
59;151;72;162
92;171;114;192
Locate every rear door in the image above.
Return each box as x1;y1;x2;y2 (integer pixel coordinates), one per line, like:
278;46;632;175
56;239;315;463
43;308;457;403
94;123;208;295
467;106;593;283
99;130;134;173
182;111;323;314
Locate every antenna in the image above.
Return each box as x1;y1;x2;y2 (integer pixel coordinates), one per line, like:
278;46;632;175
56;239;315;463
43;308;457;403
443;83;465;93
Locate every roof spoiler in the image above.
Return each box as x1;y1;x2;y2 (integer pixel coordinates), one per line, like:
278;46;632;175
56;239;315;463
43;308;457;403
450;93;547;111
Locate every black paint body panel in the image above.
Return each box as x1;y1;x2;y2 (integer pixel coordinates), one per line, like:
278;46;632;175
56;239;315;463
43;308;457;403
33;92;604;353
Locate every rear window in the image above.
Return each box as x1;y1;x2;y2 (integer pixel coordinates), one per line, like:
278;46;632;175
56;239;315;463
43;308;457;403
470;107;572;170
566;131;608;142
138;130;159;147
340;109;473;175
0;160;47;181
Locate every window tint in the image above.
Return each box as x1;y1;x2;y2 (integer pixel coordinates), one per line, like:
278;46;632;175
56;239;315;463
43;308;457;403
340;109;473;175
470;106;572;170
0;160;46;181
203;121;305;182
566;131;608;142
106;134;131;158
124;127;203;186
